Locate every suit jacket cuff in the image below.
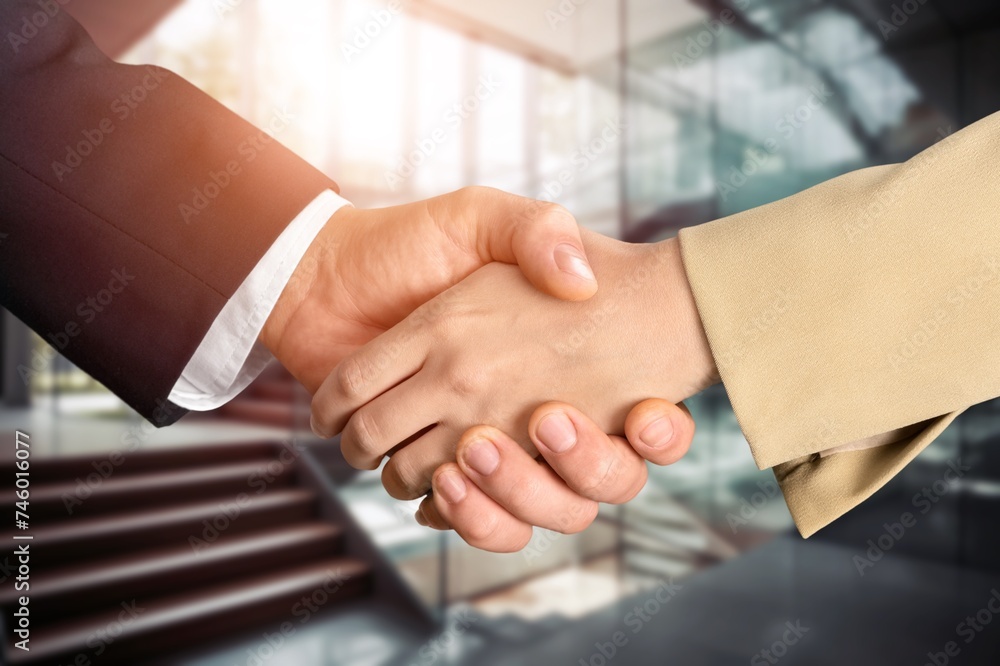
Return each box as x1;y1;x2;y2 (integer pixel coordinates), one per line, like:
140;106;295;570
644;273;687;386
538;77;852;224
675;107;1000;534
169;190;351;410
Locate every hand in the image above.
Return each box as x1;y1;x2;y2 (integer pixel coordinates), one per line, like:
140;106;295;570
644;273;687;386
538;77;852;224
259;187;599;392
416;399;696;552
310;231;719;499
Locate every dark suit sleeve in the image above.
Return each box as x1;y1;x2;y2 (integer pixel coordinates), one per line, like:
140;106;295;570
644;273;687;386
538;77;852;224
0;1;339;425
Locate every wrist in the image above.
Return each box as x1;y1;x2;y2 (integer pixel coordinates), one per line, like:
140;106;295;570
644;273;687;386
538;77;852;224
647;237;720;399
259;205;356;366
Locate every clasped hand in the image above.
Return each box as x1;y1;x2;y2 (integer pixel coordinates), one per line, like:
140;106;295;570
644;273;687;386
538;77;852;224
302;206;719;552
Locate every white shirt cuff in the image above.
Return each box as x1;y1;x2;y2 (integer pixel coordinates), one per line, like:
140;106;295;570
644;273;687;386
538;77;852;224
168;189;352;411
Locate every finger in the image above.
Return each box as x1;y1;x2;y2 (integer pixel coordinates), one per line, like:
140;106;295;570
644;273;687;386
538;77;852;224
340;373;444;471
443;188;598;302
381;426;456;500
310;320;432;439
455;426;599;534
506;199;598;302
431;463;534;553
416;496;450;530
528;402;648;504
624;399;696;466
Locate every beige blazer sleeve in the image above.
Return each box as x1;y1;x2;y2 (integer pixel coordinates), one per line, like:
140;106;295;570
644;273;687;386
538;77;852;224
678;109;1000;537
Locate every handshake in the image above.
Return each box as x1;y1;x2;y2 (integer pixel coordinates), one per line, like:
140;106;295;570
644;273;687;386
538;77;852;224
260;187;721;552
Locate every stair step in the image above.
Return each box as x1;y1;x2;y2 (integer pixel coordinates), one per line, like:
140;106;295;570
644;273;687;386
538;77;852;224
217;399;307;428
0;459;294;522
4;489;317;568
5;559;372;665
623;500;698;527
0;442;284;489
0;522;343;615
624;549;697;581
623;528;706;560
248;380;297;402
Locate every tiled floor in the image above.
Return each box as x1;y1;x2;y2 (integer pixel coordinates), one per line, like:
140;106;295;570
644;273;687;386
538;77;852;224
470;555;632;621
174;535;1000;666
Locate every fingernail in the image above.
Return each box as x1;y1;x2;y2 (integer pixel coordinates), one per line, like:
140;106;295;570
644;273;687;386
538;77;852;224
463;439;500;476
638;417;674;448
415;508;428;526
536;412;577;453
310;414;328;439
554;244;596;283
436;470;467;504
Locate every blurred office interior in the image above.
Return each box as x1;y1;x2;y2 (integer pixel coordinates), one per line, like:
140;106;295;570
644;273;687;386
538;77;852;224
2;0;1000;664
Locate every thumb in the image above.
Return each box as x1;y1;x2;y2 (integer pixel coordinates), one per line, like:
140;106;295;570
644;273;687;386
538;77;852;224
624;399;696;466
467;188;598;301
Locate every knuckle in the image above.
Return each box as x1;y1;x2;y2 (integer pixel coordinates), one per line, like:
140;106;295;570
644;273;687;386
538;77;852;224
334;358;368;401
552;501;599;535
501;531;534;554
444;364;487;398
613;468;648;504
463;512;501;544
343;410;383;465
411;297;458;335
510;475;547;514
382;455;431;500
456;184;497;203
424;304;455;334
457;184;484;199
535;200;574;226
575;456;623;500
450;185;490;213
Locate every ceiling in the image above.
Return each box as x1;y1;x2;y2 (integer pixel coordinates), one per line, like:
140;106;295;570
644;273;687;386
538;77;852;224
408;0;709;73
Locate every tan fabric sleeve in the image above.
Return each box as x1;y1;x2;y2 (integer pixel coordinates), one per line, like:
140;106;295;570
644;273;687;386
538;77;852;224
678;109;1000;537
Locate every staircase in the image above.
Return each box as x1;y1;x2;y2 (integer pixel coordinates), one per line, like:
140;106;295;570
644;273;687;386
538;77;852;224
0;440;432;664
620;485;740;587
215;363;306;429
